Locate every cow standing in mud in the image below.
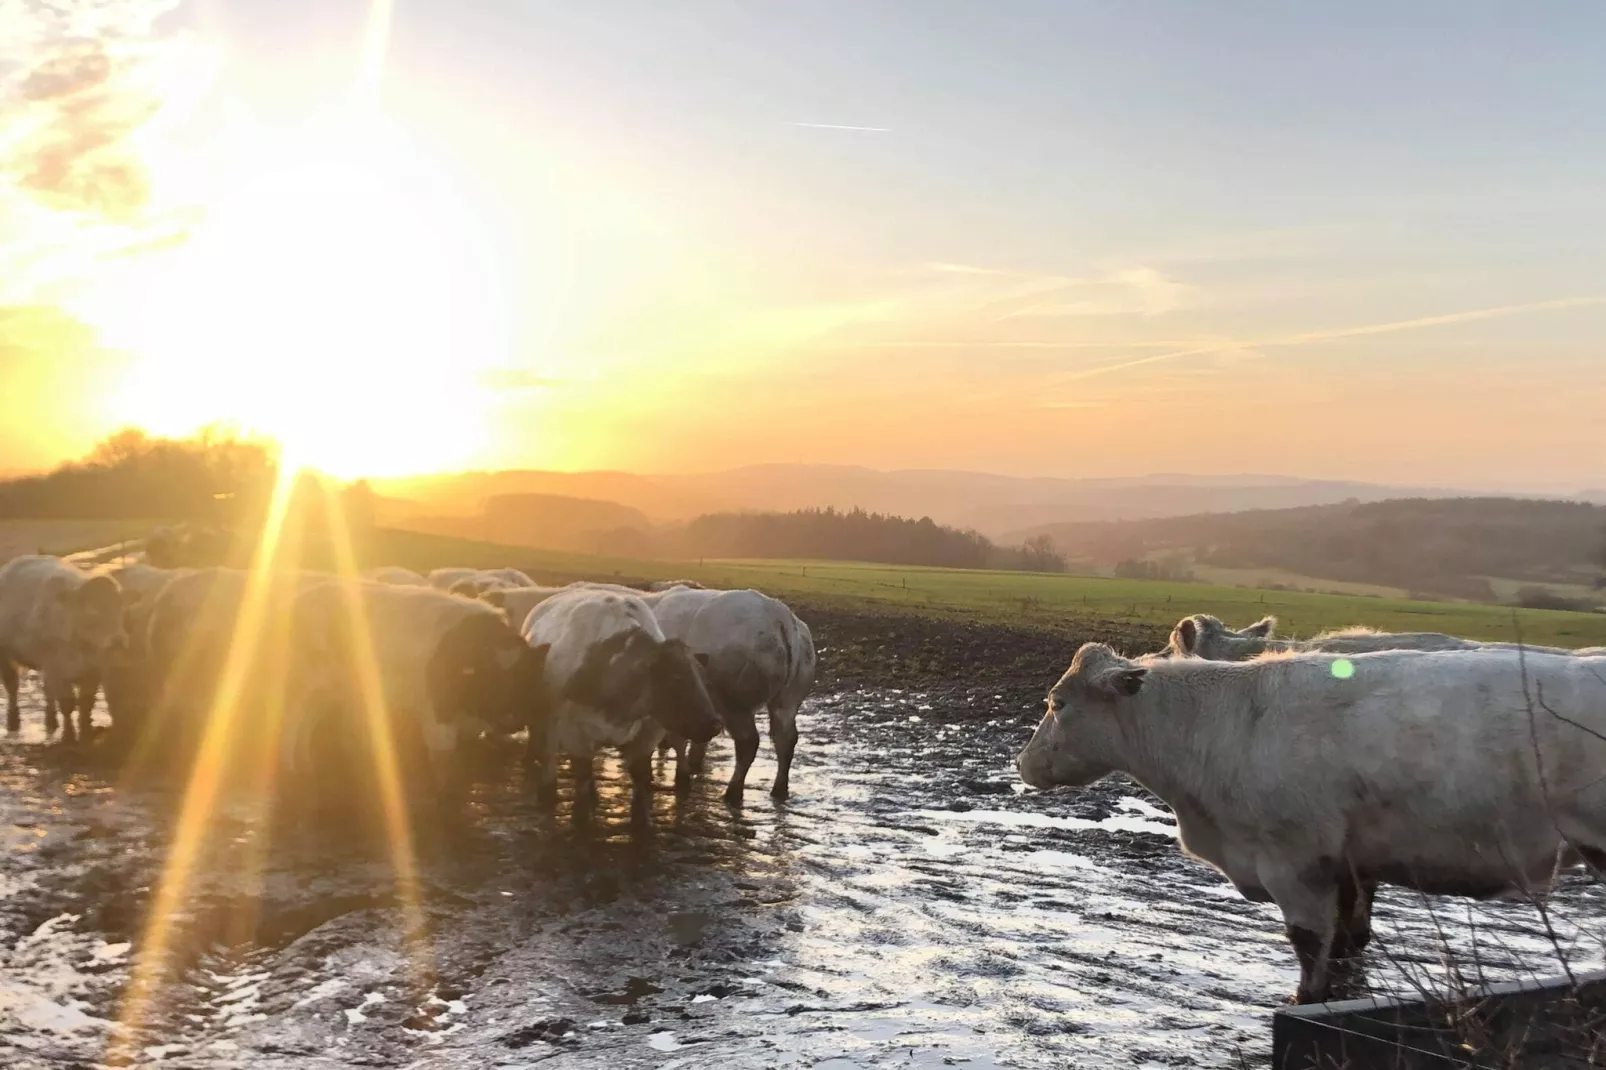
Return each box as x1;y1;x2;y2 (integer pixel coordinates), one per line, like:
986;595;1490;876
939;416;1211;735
651;587;816;802
1016;643;1606;1004
0;555;131;743
285;581;547;812
521;587;721;823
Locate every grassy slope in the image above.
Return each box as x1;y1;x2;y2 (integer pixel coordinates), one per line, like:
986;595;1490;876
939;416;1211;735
365;531;1606;649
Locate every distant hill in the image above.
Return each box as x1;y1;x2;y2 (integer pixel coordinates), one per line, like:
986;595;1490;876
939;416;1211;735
372;465;1527;538
1015;497;1606;605
398;493;655;557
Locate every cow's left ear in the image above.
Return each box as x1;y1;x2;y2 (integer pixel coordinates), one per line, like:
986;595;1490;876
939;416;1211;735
1095;666;1148;698
1242;616;1276;639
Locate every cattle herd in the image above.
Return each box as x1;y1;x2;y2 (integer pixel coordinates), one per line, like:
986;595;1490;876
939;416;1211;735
1;551;1604;1010
0;555;814;823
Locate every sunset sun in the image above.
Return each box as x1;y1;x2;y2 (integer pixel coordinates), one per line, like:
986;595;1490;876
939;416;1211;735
100;114;508;477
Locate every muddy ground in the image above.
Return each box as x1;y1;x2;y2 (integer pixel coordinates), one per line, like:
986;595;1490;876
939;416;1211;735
2;607;1602;1069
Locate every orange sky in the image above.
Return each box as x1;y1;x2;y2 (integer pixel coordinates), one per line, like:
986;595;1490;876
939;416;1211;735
3;2;1604;489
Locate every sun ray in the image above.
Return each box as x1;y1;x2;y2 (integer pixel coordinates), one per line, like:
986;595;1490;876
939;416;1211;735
113;463;301;1055
318;478;431;977
358;0;396;99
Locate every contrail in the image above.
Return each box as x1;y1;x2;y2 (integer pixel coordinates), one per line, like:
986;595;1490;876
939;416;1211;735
1048;294;1606;384
787;121;891;132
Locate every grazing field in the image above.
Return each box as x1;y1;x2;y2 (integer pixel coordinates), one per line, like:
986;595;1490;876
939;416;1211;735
363;530;1606;650
19;523;1605;649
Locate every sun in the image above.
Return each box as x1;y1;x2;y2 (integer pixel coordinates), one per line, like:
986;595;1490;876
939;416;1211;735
98;111;510;478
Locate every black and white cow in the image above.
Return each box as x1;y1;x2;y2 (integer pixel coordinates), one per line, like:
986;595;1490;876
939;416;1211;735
521;586;721;822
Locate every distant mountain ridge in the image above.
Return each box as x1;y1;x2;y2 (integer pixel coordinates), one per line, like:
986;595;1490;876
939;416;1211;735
371;465;1550;539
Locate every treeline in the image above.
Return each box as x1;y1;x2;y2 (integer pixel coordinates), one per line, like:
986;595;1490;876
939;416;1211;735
0;428;278;523
672;507;997;569
624;507;1060;571
1027;497;1606;604
400;498;1069;572
0;431;386;571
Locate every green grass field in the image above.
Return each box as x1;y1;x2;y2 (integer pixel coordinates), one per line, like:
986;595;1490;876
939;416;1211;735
24;522;1603;650
364;531;1606;650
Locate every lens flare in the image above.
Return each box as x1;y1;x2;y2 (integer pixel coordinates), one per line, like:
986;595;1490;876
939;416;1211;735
114;464;300;1055
318;479;429;972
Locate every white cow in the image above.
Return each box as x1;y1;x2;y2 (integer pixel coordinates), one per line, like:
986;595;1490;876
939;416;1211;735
1166;614;1580;661
94;563;190;730
477;568;535;588
428;567;480;591
285;581;546;806
479;585;569;631
0;555;130;742
652;587;815;802
429;567;533;593
521;587;721;823
1017;643;1606;1004
133;568;331;770
363;566;429;586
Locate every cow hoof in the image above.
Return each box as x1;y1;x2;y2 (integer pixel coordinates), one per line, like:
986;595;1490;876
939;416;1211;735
770;783;790;801
722;786;744;806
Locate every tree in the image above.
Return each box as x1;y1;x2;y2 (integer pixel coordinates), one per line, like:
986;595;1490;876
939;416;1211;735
1019;534;1067;573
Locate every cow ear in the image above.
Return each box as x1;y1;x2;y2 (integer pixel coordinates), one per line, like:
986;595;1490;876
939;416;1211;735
694;652;711;669
1173;617;1199;654
1242;616;1276;638
482;588;506;609
1096;666;1148;698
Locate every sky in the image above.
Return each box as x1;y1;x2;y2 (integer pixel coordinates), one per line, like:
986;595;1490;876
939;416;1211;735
2;0;1604;486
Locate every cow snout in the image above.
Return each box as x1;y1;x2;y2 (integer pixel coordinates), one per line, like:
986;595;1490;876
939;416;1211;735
1015;743;1052;790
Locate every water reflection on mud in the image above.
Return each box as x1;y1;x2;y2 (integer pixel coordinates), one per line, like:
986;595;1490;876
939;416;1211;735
1;676;1601;1069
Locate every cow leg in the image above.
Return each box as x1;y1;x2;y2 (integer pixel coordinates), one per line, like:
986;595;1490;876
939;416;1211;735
768;704;799;800
571;749;597;823
723;711;760;806
2;660;19;733
667;735;695;793
533;746;560;806
1338;881;1377;955
1265;863;1340;1004
44;671;75;742
522;714;547;769
625;740;656;825
76;675;100;740
687;738;708;776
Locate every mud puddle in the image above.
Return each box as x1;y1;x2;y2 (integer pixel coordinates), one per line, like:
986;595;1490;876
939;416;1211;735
2;673;1602;1069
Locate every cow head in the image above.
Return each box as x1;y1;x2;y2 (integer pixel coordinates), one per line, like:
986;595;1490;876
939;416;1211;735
51;574;131;664
643;638;722;743
1166;614;1278;660
427;611;547;731
1017;643;1148;790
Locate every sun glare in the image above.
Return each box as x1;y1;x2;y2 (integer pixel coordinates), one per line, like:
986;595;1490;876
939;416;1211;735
97;113;509;478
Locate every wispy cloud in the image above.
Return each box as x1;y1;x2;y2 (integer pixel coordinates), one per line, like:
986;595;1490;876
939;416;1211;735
0;0;204;302
1045;294;1606;386
786;121;891;133
995;266;1203;321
